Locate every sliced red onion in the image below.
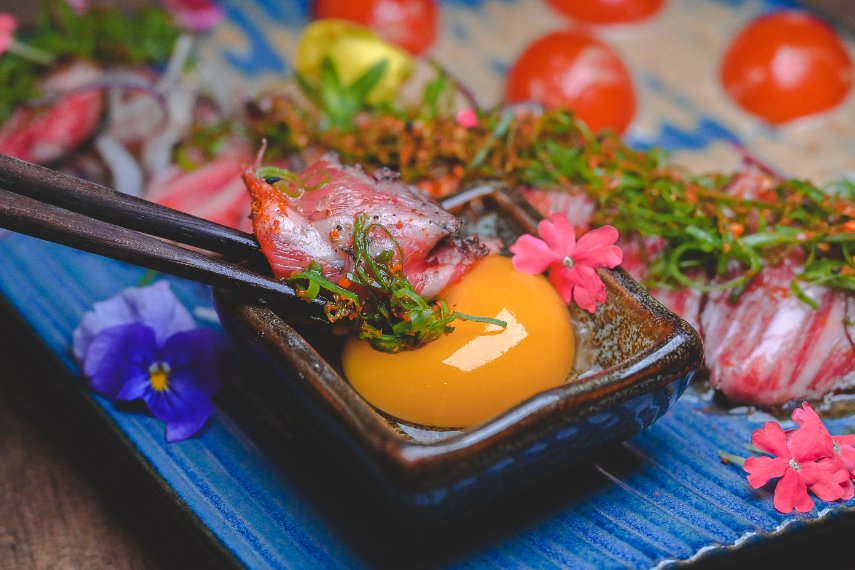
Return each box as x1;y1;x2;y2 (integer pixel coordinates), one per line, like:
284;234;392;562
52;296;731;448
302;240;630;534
732;142;784;180
141;85;195;175
94;134;144;197
107;87;169;142
141;35;202;174
32;72;168;112
158;35;194;89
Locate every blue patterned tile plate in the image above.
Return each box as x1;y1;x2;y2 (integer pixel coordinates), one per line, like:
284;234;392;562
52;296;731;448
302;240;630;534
2;0;855;568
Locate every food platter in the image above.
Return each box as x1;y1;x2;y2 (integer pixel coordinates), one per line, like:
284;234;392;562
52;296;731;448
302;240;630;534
1;0;854;568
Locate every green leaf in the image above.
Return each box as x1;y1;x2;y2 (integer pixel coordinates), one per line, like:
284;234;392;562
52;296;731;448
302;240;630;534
469;110;514;171
0;0;183;122
349;59;389;101
420;65;454;120
685;225;718;246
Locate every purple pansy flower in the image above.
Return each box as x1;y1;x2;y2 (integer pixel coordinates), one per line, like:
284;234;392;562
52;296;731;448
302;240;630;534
73;281;227;442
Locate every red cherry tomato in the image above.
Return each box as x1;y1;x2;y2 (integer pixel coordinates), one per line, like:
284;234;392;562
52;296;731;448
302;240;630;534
547;0;665;25
505;31;636;134
312;0;438;55
720;11;854;124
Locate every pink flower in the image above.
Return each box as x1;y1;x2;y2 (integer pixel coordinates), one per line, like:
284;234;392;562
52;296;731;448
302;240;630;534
834;434;855;474
161;0;223;32
65;0;88;14
792;401;855;481
0;13;18;56
743;420;850;513
509;212;622;312
455;108;478;128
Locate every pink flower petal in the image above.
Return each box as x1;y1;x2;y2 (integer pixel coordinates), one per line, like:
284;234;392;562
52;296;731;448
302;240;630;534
744;456;789;488
65;0;88;14
836;434;855;445
839;480;855;501
774;468;814;513
570;264;606;313
572;225;623;268
808;477;849;502
570;278;596;312
790;419;835;462
752;421;790;458
548;265;575;305
538;213;576;257
791;401;821;426
162;0;223;32
801;459;851;501
510;234;562;274
455;108;478;128
836;441;855;472
0;13;16;33
0;13;18;56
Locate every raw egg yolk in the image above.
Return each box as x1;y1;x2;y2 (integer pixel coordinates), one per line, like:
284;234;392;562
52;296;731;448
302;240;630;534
341;255;575;428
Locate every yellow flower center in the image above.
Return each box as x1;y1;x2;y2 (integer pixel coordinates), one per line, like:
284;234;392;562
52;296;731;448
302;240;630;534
148;361;171;392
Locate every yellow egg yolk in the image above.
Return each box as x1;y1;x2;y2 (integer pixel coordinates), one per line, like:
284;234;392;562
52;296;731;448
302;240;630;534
341;255;575;428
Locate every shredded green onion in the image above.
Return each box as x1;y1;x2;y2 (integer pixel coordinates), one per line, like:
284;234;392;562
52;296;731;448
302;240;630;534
283;211;505;353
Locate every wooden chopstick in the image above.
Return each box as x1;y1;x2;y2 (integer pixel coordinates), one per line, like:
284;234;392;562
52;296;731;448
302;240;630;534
0;153;261;260
0;187;293;298
0;188;325;316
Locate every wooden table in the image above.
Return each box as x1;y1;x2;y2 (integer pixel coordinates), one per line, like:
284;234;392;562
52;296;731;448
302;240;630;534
0;321;220;569
2;1;855;568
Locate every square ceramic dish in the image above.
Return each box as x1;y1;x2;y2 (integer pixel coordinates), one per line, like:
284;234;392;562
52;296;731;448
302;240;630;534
213;186;703;521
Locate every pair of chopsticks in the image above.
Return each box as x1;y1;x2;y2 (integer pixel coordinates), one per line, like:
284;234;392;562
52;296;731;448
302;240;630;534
0;153;325;316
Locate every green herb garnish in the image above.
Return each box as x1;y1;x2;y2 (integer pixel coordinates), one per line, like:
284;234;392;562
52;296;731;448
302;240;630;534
284;212;506;353
253;88;855;301
0;1;182;122
174;120;243;171
296;57;392;132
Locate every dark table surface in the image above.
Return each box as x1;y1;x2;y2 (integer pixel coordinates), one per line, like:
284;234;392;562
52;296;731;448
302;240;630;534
3;1;855;569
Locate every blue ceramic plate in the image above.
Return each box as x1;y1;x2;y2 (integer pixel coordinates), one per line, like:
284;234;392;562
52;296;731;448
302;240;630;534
2;0;855;568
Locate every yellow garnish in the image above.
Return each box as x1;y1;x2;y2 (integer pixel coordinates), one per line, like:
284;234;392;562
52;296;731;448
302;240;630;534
295;19;414;105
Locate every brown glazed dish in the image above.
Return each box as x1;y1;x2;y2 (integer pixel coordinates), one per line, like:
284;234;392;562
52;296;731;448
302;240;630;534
213;185;704;521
